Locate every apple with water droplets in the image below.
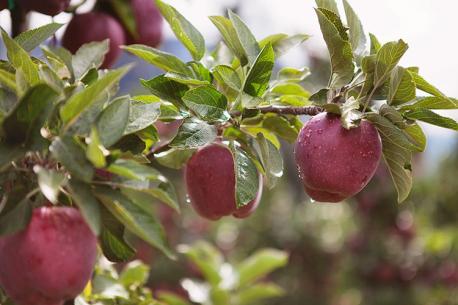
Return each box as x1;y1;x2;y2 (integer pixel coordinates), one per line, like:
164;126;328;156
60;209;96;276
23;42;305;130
185;143;263;220
294;112;382;202
0;206;97;305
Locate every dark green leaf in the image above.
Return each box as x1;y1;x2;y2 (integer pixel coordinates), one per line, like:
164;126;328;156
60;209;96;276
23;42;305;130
97;97;130;147
154;148;196;169
169;119;217;149
0;68;18;93
141;75;188;106
68;180;102;236
100;228;136;262
243;44;275;97
0;197;33;236
183;85;230;122
124;100;161;135
14;23;64;52
254;134;283;189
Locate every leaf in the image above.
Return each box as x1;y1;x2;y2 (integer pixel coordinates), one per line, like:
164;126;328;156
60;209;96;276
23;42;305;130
107;159;165;182
343;0;366;60
1;29;39;85
212;65;242;91
229;144;260;208
50;137;94;183
60;66;130;127
0;68;17;93
237;249;288;287
228;10;260;65
119;260;150;287
365;113;414;202
369;33;381;54
270;83;310;97
154;148;196;169
156;0;206;61
402;96;458;110
340;96;362;129
262;116;299;143
243;44;275;97
100;228;136;262
122;181;180;213
123;44;190;74
254;134;283;189
96;98;130;147
158;291;192;305
404;123;426;152
259;34;310;58
92;274;129;299
209;15;247;65
0;197;33;236
277;67;310;82
41;45;74;79
374;40;409;86
169;119;217;149
124;100;161;135
95;186;175;259
2;84;58;145
388;66;416;105
72;40;109;79
34;167;66;204
182;85;230;122
14;23;64;52
237;283;284;305
315;8;354;88
404;108;458;130
315;0;340;15
141;75;188;106
165;71;210;86
68;180;102;236
410;72;445;97
86;127;106;168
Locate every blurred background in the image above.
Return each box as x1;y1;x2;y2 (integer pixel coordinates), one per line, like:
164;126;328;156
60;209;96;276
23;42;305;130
1;1;457;304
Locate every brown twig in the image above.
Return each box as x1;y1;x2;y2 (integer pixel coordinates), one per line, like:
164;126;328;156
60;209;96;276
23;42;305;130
230;105;324;117
11;4;28;37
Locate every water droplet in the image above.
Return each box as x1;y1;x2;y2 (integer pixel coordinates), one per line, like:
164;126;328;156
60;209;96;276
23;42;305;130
185;194;192;204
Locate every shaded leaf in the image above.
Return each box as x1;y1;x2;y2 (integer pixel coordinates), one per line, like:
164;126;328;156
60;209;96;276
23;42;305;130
169;119;217;149
154;148;196;169
96;97;130;147
14;23;63;52
73;40;109;79
34;167;66;204
243;44;275;97
68;180;102;236
254;133;283;189
182;85;230;122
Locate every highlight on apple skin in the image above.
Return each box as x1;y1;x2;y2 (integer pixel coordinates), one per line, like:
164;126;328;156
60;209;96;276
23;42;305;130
185;143;263;220
0;206;98;305
62;12;126;68
295;112;382;203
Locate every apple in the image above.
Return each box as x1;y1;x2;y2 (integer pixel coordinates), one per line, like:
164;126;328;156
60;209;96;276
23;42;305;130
0;0;7;10
185;143;262;220
19;0;70;16
125;0;163;47
62;12;125;68
0;206;97;305
295;113;382;202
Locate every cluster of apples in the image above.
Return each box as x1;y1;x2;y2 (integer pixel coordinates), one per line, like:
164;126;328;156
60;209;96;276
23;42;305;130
186;113;382;220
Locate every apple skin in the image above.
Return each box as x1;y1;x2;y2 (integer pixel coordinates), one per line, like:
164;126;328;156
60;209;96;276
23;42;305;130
19;0;70;16
126;0;163;47
295;113;382;202
185;143;262;220
0;0;7;10
62;12;126;68
0;207;97;305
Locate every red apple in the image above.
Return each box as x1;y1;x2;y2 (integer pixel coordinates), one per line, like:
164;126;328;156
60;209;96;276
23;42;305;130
19;0;70;16
185;143;262;220
295;113;382;202
0;0;7;10
62;12;126;68
0;206;97;305
126;0;163;47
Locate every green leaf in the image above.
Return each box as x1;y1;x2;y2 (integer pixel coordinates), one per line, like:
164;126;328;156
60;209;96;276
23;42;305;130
96;98;131;147
178;241;223;285
243;44;275;97
124;100;160;135
388;66;416;105
254;133;283;189
50;137;94;183
237;249;288;287
212;64;242;91
122;181;180;213
411;72;445;97
315;8;354;88
182;85;230;122
401;96;458;110
340;96;362;129
365;113;413;202
374;40;408;86
237;283;284;305
1;29;39;85
92;274;129;299
262;115;299;143
156;0;206;61
72;40;109;79
100;228;136;262
0;68;18;93
123;44;190;74
41;45;74;79
68;180;102;236
404;108;458;130
343;0;366;57
404;123;426;152
169;119;217;149
157;291;192;305
60;66;130;127
2;84;58;145
14;23;64;52
86;127;106;168
228;10;260;65
141;75;188;106
107;159;165;182
0;197;33;236
119;260;150;287
369;33;381;54
95;186;175;259
270;83;310;98
209;15;248;65
154;148;196;169
229;144;260;208
315;0;340;15
259;34;310;58
34;166;66;204
164;71;210;86
277;67;310;82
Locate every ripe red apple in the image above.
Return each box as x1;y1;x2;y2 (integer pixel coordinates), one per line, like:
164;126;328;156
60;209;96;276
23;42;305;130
19;0;70;16
295;113;382;202
185;143;263;220
125;0;163;47
0;206;97;305
62;12;126;68
0;0;7;10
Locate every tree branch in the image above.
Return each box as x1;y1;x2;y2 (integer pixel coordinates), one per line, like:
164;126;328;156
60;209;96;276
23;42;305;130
231;105;324;117
11;4;28;37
